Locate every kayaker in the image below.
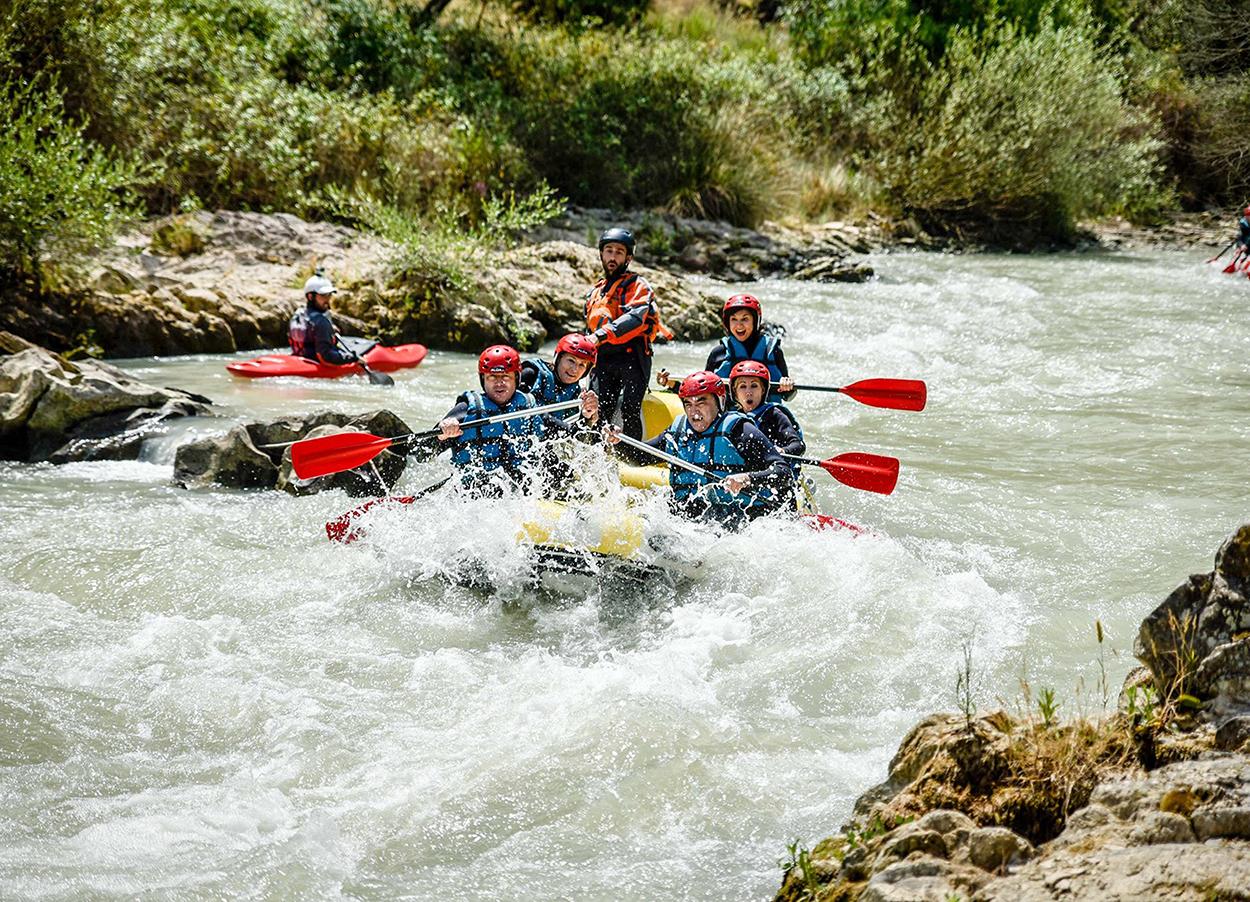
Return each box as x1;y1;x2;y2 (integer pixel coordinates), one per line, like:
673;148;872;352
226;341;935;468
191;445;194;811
658;294;795;401
583;227;671;441
434;345;598;495
289;273;355;365
520;333;599;411
605;370;793;529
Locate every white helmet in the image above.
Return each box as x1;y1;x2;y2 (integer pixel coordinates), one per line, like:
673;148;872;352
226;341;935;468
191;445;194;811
303;274;336;296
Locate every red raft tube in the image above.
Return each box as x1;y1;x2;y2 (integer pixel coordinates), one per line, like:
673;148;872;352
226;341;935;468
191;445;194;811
227;341;428;379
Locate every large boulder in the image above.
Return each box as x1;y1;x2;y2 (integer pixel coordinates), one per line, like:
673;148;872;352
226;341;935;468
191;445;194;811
1136;524;1250;714
174;408;411;495
0;332;211;462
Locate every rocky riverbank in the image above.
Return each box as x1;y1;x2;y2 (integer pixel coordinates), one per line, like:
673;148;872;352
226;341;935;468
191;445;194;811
776;524;1250;902
0;207;875;360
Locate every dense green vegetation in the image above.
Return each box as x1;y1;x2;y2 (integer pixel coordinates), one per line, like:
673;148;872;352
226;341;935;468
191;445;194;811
2;0;1248;289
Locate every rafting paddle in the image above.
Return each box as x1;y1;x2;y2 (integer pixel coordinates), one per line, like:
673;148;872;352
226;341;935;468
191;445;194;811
1207;240;1236;264
291;399;581;479
781;453;899;495
336;336;394;386
660;375;926;411
780;378;926;411
612;432;900;495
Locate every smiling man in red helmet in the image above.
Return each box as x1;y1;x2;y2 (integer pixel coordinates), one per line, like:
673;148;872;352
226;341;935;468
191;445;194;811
605;370;793;528
433;345;597;496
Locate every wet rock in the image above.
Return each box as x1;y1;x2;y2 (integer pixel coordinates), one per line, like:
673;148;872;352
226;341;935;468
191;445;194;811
794;257;876;283
0;333;211;462
175;408;411;494
173;425;277;489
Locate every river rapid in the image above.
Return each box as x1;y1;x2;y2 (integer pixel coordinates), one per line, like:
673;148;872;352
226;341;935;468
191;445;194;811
2;250;1247;900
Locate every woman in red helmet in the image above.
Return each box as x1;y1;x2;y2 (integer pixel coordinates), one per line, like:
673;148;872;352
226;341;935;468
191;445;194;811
658;293;795;402
728;360;806;469
519;333;600;418
605;370;793;528
1237;206;1250;254
433;345;597;495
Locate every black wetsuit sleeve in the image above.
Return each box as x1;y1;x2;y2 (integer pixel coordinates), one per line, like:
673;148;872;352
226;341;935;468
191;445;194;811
728;419;791;489
519;361;540;394
407;399;470;462
705;344;728;374
772;346;797;401
312;316;354;365
763;407;806;457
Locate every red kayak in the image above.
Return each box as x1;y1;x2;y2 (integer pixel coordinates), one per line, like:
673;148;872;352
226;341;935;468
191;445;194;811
226;343;427;379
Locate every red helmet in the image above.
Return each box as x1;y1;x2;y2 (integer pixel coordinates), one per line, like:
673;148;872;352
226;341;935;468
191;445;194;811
478;345;521;375
1244;206;1250;216
554;333;597;364
721;294;762;330
678;370;727;403
728;360;771;389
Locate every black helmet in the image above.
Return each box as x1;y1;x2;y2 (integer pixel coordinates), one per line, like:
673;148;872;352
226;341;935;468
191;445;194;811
597;227;635;255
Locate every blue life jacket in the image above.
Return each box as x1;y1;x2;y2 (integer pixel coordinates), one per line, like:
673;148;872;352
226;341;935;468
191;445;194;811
527;359;582;405
450;391;545;480
747;401;804;475
715;334;784;398
661;411;775;514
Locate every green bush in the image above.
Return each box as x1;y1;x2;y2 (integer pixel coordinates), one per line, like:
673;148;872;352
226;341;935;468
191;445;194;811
862;14;1168;241
0;81;136;293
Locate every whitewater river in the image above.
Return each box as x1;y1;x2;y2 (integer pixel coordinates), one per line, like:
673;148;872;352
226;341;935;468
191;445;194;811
2;250;1248;899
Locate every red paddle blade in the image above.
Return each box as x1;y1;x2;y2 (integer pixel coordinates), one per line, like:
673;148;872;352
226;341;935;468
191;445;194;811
1225;259;1240;273
841;378;927;411
291;431;392;480
819;452;900;495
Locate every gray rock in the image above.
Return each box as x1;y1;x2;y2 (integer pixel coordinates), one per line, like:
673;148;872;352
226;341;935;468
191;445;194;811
173;425;277;489
1135;523;1250;713
0;336;211;462
1191;805;1250;840
974;843;1250;901
916;809;977;836
966;827;1033;872
862;856;990;902
1216;716;1250;752
874;826;949;869
1126;811;1195;845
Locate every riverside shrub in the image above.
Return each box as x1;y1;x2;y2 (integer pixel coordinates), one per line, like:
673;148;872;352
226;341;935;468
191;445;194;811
0;82;136;293
863;15;1167;241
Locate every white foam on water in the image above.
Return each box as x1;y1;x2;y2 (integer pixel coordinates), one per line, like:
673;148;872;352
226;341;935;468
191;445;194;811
2;250;1248;899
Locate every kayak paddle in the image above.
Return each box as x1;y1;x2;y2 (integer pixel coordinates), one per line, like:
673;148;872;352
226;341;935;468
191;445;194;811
613;433;900;495
781;453;899;495
336;336;394;386
660;375;926;411
1223;250;1245;274
291;399;581;480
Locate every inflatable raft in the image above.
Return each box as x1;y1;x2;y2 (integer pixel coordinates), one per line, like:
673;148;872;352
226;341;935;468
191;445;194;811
226;341;427;379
